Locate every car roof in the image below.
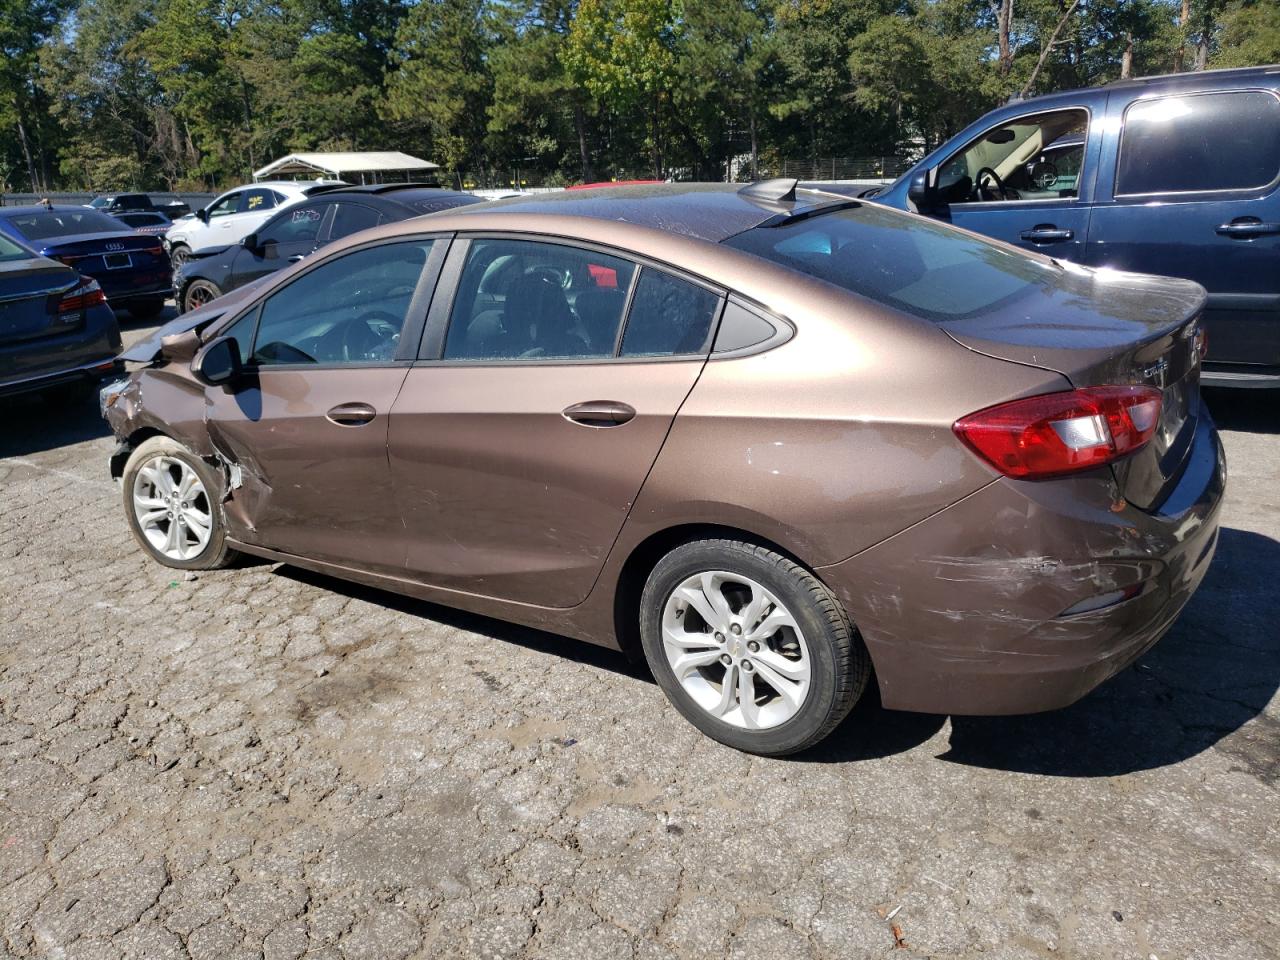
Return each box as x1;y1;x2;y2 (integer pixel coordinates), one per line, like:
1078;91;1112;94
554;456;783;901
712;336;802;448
433;182;850;243
1006;63;1280;110
0;205;122;216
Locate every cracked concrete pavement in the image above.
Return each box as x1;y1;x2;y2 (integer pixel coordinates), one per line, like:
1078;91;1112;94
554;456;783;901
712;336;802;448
1;312;1277;959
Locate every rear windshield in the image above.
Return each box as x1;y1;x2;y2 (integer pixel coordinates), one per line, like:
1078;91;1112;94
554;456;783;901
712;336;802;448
0;234;33;262
5;210;126;240
723;202;1063;322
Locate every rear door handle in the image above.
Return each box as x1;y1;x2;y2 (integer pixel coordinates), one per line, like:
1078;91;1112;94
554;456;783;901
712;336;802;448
326;402;377;426
1216;218;1280;239
562;400;636;427
1019;225;1074;243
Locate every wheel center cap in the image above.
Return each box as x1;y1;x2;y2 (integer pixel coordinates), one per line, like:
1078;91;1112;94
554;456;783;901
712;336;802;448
728;637;744;658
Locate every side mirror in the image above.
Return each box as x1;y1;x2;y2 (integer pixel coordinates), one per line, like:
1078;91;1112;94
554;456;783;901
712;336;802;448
160;329;201;364
192;336;242;386
241;232;259;250
196;208;209;223
907;171;934;212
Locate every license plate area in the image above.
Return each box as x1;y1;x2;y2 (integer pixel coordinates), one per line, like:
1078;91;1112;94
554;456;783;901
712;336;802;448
104;253;132;269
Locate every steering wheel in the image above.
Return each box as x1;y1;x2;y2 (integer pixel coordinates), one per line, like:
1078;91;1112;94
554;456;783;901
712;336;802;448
1029;159;1059;191
973;166;1011;201
339;310;401;362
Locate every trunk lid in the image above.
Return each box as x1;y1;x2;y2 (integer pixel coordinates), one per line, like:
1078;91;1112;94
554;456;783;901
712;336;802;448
941;264;1207;511
0;258;80;345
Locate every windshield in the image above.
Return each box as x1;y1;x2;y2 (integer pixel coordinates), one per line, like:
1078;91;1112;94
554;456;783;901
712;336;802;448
5;210;127;241
88;197;110;208
723;202;1062;322
0;234;34;262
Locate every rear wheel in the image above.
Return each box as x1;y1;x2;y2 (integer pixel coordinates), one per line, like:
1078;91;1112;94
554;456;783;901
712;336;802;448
122;436;239;570
129;297;165;319
182;280;221;314
639;539;869;756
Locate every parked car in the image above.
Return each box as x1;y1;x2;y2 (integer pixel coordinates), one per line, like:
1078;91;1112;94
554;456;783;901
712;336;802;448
175;185;483;313
114;211;172;236
1;230;121;400
87;193;190;219
872;64;1280;388
165;180;345;269
0;206;171;318
103;182;1223;756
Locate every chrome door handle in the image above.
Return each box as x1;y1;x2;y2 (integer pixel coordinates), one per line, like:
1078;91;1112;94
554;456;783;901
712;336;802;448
326;402;377;426
562;400;636;427
1019;225;1074;243
1216;218;1280;239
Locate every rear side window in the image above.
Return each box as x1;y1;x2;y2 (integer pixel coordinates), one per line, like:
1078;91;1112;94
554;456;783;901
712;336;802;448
723;202;1061;322
620;269;720;357
328;202;382;241
240;188;279;213
1117;91;1280;195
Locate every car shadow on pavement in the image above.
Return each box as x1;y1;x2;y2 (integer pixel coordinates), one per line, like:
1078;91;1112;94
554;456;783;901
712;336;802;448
0;393;110;458
1203;387;1280;434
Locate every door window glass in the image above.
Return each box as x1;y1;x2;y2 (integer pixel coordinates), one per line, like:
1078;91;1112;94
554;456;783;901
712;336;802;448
444;239;636;360
1116;91;1280;195
239;189;278;214
207;193;241;219
250;240;434;365
619;269;720;357
328;203;383;241
937;109;1088;204
258;204;329;245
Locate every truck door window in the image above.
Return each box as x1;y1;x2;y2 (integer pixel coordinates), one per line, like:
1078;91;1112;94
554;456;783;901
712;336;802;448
937;109;1088;205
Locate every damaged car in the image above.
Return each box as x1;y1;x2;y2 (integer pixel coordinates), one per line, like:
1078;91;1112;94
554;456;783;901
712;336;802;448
103;181;1224;756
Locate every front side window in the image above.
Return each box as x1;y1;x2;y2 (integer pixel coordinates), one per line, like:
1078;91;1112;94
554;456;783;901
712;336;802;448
258;204;330;246
1116;90;1280;196
250;240;434;365
444;239;636;360
937;109;1088;204
619;269;720;357
724;202;1062;323
207;193;242;219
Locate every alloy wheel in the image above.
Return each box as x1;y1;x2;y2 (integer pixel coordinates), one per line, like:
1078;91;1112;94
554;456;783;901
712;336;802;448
661;571;812;730
131;455;213;561
185;283;216;311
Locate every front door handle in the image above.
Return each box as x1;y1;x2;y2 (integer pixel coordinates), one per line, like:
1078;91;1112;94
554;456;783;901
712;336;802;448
1019;225;1075;244
287;254;306;263
1216;218;1280;239
326;402;377;426
562;400;636;427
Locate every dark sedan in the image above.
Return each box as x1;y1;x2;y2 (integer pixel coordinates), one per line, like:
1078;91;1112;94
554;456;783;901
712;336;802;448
1;231;121;400
175;185;484;313
0;206;172;319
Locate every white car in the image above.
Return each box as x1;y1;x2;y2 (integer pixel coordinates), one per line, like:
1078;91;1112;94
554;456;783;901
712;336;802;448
164;180;344;267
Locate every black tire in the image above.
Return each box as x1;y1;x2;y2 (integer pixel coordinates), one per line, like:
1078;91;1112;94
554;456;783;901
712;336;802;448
639;539;869;756
129;297;165;319
169;243;191;269
121;436;239;571
181;279;221;314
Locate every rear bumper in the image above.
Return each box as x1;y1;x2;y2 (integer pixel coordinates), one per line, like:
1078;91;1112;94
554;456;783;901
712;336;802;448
0;303;123;397
818;414;1226;715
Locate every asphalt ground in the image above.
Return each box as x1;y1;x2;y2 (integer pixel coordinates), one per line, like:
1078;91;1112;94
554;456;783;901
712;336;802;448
1;307;1276;959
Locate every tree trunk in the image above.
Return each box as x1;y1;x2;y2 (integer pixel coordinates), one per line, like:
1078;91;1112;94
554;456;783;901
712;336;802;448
1019;0;1080;98
1120;32;1134;79
16;115;40;194
573;102;593;182
1173;0;1191;71
749;107;759;181
991;0;1014;77
1194;8;1213;70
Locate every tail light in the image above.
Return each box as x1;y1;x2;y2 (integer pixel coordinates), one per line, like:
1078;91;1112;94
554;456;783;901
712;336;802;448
954;386;1163;480
50;276;107;315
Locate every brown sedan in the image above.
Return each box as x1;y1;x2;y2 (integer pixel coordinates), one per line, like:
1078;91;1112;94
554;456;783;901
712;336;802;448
103;181;1224;755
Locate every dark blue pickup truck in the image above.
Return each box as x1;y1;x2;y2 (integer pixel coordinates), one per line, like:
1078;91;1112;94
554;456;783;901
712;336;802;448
873;65;1280;388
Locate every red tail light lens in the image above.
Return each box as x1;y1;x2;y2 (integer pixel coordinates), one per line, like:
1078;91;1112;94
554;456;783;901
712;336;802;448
52;277;108;314
954;386;1163;479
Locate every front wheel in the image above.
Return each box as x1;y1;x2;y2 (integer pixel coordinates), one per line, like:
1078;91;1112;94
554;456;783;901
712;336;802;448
639;539;869;756
122;436;239;570
169;243;191;269
182;280;221;314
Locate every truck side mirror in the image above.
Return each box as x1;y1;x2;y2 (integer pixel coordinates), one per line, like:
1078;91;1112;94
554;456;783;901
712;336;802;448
907;171;934;213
